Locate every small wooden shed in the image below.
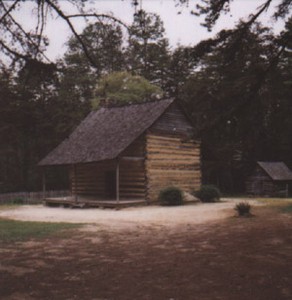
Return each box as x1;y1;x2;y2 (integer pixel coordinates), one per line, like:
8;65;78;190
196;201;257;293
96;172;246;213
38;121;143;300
246;161;292;197
39;99;201;207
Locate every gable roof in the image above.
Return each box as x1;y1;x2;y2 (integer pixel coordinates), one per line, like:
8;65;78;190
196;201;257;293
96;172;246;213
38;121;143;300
257;161;292;181
39;99;174;166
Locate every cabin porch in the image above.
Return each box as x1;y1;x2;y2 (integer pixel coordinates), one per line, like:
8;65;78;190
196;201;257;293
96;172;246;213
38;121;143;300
42;156;147;208
43;196;146;208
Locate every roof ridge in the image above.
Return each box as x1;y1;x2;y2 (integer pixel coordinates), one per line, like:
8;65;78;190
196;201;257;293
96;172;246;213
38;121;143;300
98;98;174;109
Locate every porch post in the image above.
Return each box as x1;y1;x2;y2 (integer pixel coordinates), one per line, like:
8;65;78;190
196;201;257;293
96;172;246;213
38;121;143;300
116;159;120;204
73;164;78;203
42;168;46;200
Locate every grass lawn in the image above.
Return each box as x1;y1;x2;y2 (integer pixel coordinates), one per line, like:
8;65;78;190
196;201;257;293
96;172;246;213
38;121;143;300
280;204;292;213
0;218;81;243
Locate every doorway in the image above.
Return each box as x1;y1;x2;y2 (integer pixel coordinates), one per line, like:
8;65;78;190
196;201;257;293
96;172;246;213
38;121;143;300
105;171;116;198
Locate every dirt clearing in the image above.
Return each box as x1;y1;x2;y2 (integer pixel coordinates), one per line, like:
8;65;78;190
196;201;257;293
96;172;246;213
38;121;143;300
1;200;292;300
0;199;258;230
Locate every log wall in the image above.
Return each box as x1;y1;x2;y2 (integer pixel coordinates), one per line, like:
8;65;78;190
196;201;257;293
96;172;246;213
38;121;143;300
145;134;201;201
245;165;274;196
146;102;201;201
245;165;289;196
149;102;194;136
70;103;201;202
119;135;146;199
70;161;116;198
70;136;146;200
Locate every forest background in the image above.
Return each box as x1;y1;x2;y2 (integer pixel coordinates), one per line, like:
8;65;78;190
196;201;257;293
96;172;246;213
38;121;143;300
0;0;291;194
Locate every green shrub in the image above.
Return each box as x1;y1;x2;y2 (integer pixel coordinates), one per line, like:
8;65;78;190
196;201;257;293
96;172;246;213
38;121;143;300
195;185;220;203
159;187;183;206
234;202;251;216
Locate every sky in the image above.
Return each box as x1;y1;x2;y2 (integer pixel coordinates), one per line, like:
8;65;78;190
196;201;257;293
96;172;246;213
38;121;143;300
12;0;287;61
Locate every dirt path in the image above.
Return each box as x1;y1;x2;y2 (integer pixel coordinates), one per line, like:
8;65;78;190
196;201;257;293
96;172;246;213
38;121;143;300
2;201;292;300
0;199;259;230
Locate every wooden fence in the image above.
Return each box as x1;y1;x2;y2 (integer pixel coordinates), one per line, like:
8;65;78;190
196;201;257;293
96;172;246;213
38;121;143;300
0;190;70;205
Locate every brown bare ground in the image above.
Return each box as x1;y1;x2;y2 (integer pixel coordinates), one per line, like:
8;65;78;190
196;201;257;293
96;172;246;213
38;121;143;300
1;202;292;300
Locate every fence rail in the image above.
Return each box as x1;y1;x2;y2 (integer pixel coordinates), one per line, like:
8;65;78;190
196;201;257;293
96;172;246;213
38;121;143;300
0;190;70;204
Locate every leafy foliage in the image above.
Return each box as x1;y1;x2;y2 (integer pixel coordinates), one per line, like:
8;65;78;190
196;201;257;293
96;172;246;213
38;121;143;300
159;186;184;206
92;71;163;109
195;185;221;202
234;202;252;216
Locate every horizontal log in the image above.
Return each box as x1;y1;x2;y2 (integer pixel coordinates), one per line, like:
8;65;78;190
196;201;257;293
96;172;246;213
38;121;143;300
120;193;145;198
72;187;103;191
147;135;199;145
147;135;198;141
146;152;199;158
146;147;200;156
73;191;104;196
146;163;200;169
72;182;104;186
147;177;201;182
147;134;182;142
120;185;145;189
120;188;145;193
147;169;200;174
147;183;201;189
146;160;199;166
120;178;146;183
74;170;113;176
147;182;201;188
72;182;104;187
120;167;145;172
148;181;201;187
146;156;200;161
72;177;103;182
147;139;199;148
146;141;198;148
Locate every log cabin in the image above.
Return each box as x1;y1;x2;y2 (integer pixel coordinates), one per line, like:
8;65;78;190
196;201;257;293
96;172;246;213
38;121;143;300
246;161;292;197
39;99;201;207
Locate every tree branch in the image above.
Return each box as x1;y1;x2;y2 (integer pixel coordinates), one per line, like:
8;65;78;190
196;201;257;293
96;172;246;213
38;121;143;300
0;0;20;23
45;0;99;68
0;1;52;63
245;0;273;28
0;39;29;61
67;13;128;29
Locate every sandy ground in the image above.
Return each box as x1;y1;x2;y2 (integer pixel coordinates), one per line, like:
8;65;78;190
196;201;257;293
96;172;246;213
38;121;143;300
0;198;260;229
1;201;292;300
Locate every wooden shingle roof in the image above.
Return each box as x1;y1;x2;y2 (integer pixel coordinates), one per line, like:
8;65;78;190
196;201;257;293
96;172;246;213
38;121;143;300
39;99;174;166
258;161;292;181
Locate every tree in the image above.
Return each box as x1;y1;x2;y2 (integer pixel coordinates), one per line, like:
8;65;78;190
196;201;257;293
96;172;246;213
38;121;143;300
57;21;126;116
126;10;170;88
0;0;290;67
180;22;281;192
0;61;60;191
0;59;82;192
189;0;291;31
0;0;126;67
165;46;197;96
92;71;163;109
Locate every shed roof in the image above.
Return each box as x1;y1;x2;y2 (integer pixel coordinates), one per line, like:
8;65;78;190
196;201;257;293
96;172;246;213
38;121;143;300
258;161;292;181
39;99;174;166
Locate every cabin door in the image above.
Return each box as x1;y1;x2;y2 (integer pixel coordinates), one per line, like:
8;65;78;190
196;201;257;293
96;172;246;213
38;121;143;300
105;171;116;198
